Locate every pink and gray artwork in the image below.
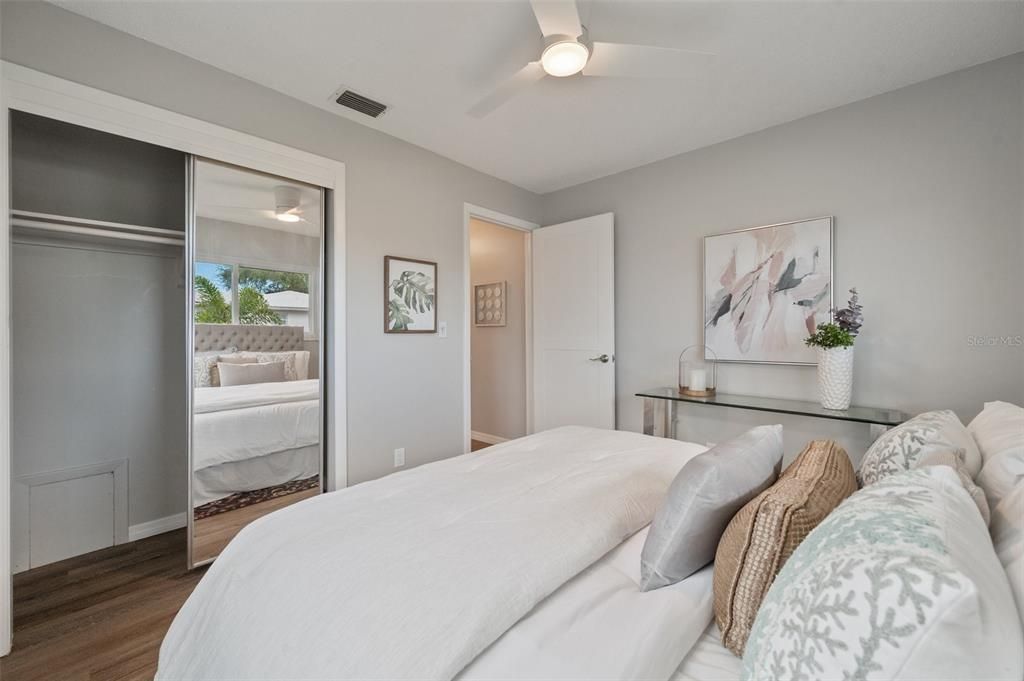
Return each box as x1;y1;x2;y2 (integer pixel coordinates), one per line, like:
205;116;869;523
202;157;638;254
704;217;833;364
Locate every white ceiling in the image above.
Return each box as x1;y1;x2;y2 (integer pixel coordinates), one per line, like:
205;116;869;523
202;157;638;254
195;159;322;236
55;1;1024;193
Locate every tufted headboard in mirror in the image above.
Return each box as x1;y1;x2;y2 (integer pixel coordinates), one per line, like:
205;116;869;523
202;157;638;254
194;323;306;353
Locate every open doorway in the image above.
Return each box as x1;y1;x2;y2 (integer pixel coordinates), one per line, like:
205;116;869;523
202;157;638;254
463;206;537;453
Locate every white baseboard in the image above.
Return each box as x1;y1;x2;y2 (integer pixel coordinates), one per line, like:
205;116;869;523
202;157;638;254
471;431;509;446
128;512;187;542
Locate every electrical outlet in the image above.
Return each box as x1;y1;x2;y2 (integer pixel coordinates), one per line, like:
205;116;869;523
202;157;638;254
438;321;447;338
394;447;405;467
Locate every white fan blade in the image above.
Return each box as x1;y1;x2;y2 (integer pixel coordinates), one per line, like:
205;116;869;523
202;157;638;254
582;42;714;78
467;62;546;118
205;205;310;224
205;204;270;213
530;0;582;38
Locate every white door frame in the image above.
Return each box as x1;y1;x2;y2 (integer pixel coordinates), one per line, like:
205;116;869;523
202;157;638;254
462;204;539;453
0;61;348;655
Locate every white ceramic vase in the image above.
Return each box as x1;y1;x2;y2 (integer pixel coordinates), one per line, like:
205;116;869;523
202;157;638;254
817;346;854;410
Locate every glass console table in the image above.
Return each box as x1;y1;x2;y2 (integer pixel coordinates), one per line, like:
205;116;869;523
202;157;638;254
636;387;908;441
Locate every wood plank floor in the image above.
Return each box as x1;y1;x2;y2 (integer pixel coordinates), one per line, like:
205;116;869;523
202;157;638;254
193;487;319;564
0;530;201;681
471;439;491;452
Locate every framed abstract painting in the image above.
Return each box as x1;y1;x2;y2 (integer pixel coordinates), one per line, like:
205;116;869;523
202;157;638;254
703;217;833;364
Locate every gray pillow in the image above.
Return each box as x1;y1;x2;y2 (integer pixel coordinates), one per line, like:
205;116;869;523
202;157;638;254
217;360;287;387
639;425;784;591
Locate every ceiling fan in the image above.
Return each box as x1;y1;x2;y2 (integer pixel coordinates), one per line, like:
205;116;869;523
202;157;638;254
468;0;714;117
203;186;316;225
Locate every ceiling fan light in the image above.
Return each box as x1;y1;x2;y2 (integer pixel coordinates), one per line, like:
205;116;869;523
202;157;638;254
540;40;589;77
276;211;301;223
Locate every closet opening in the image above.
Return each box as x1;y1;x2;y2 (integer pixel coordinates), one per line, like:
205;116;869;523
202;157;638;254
10;111;189;575
468;217;531;452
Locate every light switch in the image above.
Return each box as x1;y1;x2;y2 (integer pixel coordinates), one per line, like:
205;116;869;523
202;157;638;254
438;321;447;338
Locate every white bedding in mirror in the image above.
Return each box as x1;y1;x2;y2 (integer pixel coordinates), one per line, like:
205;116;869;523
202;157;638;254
192;445;321;506
192;379;320;471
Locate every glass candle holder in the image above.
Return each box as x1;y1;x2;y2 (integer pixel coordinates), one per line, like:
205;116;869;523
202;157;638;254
678;345;717;397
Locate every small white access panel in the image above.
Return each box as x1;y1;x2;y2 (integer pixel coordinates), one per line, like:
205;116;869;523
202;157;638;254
13;459;128;572
29;473;115;568
532;213;615;431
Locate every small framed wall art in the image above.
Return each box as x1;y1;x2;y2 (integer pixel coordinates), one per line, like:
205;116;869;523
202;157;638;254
474;281;506;327
385;256;437;333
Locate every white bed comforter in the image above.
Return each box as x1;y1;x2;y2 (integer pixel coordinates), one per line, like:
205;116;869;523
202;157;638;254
192;379;319;470
157;427;704;680
458;526;715;681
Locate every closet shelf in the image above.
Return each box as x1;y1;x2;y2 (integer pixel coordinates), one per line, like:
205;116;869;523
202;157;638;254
10;210;185;247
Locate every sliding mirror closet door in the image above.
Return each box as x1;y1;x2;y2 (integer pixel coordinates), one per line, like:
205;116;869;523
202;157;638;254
190;158;325;567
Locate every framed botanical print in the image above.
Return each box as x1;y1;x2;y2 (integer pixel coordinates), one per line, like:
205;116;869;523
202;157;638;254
385;256;437;333
704;216;833;364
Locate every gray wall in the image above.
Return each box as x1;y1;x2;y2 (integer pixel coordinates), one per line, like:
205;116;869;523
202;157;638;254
470;218;527;441
542;53;1024;465
11;242;186;527
0;1;543;485
196;218;320;276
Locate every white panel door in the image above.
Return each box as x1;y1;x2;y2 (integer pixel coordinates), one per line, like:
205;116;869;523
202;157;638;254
532;213;615;431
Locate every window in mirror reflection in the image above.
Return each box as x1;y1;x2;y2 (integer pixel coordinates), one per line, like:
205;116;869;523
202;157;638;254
239;267;311;331
194;262;312;332
194;261;232;324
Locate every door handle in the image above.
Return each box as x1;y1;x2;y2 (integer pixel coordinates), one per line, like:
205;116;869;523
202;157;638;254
589;354;611;364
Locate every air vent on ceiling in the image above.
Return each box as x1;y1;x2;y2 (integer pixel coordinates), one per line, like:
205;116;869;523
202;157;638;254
335;89;387;118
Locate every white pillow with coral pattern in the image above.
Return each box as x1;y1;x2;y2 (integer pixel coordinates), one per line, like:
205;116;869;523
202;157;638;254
858;409;981;486
743;466;1023;681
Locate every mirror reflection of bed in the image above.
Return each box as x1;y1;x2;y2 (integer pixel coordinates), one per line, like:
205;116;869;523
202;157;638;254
191;324;322;564
190;158;324;567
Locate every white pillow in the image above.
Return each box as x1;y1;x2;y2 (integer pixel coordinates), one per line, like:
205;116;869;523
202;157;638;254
192;347;237;388
744;466;1023;681
858;409;982;485
970;402;1024;507
217;360;287;387
990;480;1024;632
206;353;261;387
969;401;1024;463
220;351;309;381
917;448;990;525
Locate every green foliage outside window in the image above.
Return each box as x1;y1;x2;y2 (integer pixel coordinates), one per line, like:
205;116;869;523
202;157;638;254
194;264;286;325
217;267;308;294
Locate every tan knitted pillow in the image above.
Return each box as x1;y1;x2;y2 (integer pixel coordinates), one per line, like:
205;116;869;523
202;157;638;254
713;439;857;656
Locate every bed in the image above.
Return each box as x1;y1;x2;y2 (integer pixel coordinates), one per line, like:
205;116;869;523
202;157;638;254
192;323;321;507
160;426;724;680
672;624;742;681
161;402;1024;680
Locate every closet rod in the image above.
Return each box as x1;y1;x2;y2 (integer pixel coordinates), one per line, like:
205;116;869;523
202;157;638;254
11;218;185;246
11;210;185;239
10;211;185;247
